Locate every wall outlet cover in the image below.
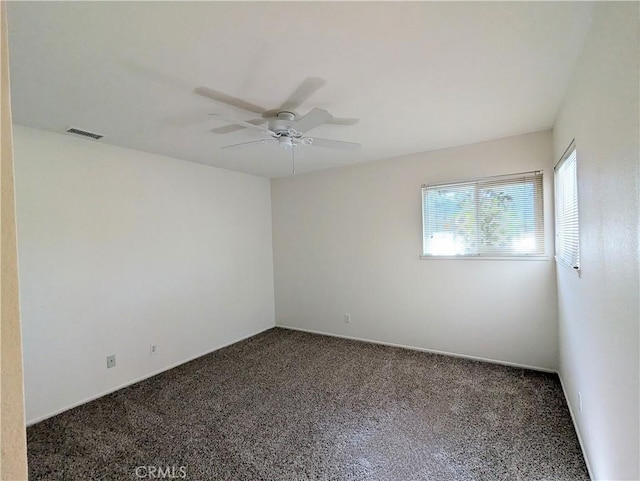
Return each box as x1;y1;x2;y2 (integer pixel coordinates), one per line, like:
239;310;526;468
106;355;116;368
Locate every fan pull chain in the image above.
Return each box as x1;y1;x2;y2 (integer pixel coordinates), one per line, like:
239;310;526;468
291;145;295;175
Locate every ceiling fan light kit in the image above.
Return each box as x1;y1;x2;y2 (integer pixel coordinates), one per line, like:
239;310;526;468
279;137;294;150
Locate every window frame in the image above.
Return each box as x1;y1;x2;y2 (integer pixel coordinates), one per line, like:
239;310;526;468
554;140;581;274
420;171;547;261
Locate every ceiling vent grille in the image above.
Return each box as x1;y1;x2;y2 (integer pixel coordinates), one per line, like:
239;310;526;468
66;128;103;140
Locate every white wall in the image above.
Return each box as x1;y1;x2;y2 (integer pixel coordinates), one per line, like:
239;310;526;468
272;130;558;370
13;125;275;424
552;3;639;479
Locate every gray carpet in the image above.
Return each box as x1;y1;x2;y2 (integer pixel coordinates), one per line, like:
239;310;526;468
27;328;589;480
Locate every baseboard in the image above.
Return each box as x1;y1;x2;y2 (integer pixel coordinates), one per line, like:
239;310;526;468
276;324;556;373
558;372;594;480
26;324;274;426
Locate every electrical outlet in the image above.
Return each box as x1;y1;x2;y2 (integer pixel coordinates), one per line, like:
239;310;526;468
578;392;582;413
106;355;116;369
150;344;157;355
345;313;351;323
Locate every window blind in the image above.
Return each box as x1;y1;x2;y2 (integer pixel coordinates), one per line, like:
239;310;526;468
422;171;544;257
554;146;580;270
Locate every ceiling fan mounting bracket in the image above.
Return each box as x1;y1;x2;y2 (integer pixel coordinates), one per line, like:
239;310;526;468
276;111;295;121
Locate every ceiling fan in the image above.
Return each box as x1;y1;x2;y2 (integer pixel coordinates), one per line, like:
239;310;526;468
195;77;359;134
211;109;361;152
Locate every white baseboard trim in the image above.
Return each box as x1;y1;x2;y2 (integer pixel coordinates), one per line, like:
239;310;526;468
558;373;594;480
26;324;275;426
276;324;556;373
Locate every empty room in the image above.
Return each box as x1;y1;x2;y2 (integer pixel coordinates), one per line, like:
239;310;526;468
1;1;638;480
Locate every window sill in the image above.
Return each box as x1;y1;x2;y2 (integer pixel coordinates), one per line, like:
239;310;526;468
420;255;549;261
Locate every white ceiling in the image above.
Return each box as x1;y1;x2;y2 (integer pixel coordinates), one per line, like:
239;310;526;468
7;2;593;178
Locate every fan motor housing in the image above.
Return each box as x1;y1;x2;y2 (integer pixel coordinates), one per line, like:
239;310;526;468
270;111;296;135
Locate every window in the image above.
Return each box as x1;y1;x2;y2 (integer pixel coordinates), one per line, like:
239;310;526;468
422;171;544;258
554;142;580;271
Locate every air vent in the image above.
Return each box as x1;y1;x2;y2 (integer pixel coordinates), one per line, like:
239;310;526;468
66;128;103;140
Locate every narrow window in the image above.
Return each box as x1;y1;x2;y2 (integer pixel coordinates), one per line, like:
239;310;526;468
554;142;580;271
422;171;544;258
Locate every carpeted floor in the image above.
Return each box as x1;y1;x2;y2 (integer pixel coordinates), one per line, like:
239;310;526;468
27;328;589;481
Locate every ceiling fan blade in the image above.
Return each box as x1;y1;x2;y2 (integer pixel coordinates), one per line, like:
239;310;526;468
327;117;359;126
305;137;361;152
290;108;333;134
211;118;267;135
195;87;267;115
280;77;326;112
221;139;277;150
211;114;275;135
212;125;245;135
